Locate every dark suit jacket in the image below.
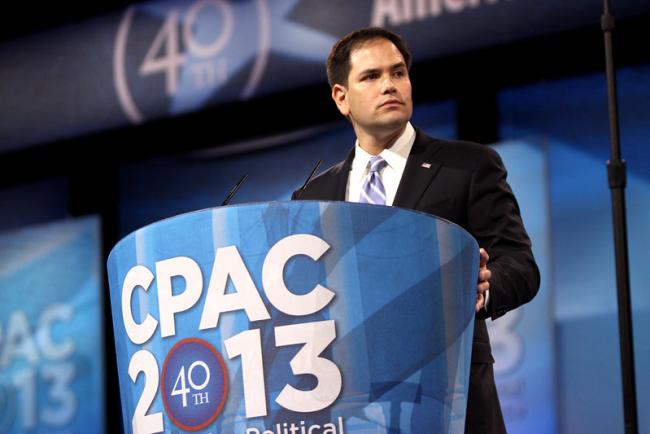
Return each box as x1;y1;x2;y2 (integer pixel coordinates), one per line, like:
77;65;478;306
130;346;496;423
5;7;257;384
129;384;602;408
292;128;540;432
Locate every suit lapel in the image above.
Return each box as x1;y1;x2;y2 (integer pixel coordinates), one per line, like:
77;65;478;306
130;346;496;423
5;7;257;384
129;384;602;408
393;130;443;210
329;147;355;201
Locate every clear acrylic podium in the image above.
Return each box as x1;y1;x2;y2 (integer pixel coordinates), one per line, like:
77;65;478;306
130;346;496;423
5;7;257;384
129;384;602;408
107;201;478;434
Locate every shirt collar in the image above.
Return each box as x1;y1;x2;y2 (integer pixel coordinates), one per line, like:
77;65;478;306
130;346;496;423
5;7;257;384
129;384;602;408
352;122;416;171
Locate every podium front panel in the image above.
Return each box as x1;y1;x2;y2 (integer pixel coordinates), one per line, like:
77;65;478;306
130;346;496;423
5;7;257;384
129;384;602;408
107;201;478;434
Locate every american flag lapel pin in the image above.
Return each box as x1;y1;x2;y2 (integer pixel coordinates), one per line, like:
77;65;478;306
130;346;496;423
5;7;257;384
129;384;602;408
421;162;432;169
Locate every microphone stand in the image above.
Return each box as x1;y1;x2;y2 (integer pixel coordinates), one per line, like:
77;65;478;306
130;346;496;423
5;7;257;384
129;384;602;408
601;1;638;433
221;174;248;206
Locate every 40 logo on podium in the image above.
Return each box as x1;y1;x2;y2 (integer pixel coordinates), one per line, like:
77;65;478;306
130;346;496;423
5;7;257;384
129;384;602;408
161;338;228;431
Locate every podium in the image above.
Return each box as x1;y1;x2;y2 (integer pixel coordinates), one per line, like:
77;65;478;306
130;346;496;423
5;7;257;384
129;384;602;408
107;201;478;434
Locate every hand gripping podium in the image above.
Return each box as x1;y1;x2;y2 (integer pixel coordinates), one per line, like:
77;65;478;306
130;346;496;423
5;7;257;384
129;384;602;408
107;201;478;434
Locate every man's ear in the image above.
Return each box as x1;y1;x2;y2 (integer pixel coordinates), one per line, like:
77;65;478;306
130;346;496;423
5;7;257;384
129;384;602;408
331;84;350;116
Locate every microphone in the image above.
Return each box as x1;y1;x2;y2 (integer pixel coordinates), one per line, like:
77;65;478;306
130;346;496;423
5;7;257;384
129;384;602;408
294;160;322;199
221;174;248;206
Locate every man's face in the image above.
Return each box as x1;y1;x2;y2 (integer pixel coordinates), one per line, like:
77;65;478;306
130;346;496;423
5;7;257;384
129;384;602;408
332;38;413;136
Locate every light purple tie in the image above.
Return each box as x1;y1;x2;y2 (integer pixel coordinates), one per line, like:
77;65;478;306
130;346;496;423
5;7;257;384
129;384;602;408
359;156;387;205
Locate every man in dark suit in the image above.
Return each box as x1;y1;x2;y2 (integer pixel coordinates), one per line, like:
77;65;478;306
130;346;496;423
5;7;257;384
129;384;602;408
292;27;539;434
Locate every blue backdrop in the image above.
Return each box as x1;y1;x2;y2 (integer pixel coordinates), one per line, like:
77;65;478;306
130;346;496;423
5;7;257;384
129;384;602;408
500;64;650;434
0;217;105;433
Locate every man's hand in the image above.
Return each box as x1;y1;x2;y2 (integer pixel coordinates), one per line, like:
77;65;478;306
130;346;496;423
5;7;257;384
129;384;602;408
476;248;491;312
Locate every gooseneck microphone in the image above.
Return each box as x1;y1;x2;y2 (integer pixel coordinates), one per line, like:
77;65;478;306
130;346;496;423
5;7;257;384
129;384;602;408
294;160;323;199
221;174;248;206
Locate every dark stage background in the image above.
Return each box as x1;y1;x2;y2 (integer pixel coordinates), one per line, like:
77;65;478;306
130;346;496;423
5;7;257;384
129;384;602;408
0;1;649;433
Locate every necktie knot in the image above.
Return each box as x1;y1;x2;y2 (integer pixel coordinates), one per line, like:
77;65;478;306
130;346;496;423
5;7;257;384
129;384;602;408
368;156;387;174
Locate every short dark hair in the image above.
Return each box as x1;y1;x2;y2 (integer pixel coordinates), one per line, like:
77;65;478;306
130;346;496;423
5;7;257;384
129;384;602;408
326;27;412;88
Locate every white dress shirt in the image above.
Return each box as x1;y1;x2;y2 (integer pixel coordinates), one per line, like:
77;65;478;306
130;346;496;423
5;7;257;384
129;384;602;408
346;122;416;205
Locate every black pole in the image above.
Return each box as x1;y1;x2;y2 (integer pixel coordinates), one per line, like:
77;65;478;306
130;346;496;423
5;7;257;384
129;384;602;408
601;2;638;433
